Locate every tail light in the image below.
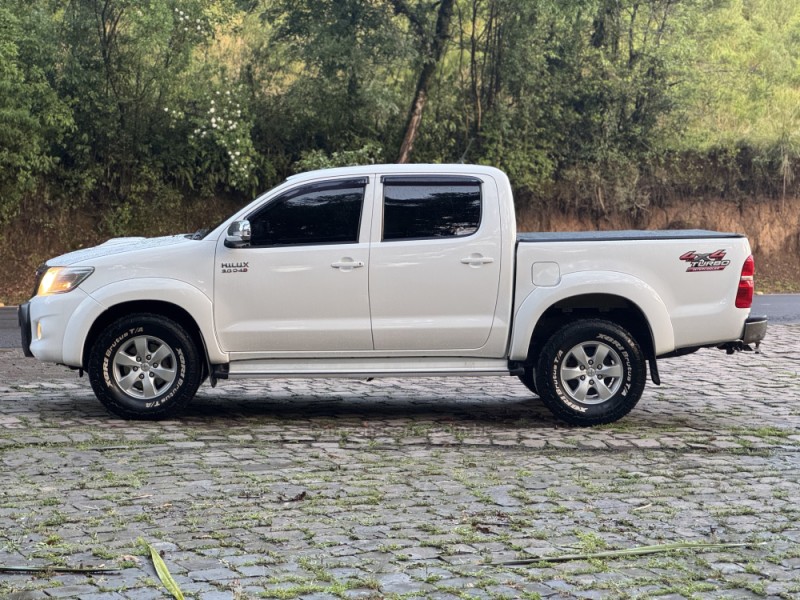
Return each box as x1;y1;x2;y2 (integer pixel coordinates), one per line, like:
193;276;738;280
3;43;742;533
735;255;755;309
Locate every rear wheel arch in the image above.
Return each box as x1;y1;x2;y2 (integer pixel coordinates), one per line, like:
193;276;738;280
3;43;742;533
524;294;655;368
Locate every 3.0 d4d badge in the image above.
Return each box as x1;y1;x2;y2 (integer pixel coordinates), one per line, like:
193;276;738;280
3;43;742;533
220;261;249;273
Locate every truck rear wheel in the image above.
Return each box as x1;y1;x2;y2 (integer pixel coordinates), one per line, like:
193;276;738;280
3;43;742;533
88;314;202;420
535;319;646;426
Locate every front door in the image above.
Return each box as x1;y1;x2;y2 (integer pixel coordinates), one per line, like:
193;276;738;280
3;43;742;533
214;177;373;354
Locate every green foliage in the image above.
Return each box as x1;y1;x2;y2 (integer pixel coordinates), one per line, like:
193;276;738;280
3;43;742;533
294;143;384;172
249;0;411;165
2;0;800;226
680;0;800;199
0;4;72;224
55;0;253;204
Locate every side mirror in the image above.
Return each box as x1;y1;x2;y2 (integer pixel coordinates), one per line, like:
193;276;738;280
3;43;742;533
224;220;252;248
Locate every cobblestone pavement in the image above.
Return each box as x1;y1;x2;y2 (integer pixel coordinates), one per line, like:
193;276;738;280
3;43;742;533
0;325;798;600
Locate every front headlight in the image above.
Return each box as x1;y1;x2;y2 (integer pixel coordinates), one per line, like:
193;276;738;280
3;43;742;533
37;267;94;296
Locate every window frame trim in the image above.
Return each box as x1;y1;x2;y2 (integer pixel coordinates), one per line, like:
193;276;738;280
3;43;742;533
380;175;483;186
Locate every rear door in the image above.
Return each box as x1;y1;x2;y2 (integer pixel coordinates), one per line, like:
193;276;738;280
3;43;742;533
368;175;503;351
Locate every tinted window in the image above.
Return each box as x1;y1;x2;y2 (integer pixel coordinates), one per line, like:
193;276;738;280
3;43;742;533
249;179;366;246
382;178;481;241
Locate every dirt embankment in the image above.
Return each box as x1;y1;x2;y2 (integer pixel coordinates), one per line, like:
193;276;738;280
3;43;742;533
518;197;800;292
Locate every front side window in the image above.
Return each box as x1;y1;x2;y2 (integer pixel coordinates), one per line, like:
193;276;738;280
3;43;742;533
249;178;366;246
382;176;482;241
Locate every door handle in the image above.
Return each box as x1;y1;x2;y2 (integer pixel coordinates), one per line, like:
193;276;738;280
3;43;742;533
460;254;495;267
331;259;365;270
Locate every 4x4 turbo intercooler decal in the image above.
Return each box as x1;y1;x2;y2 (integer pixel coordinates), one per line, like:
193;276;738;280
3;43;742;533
679;250;730;272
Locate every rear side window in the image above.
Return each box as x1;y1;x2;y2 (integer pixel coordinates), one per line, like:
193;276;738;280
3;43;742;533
248;178;366;246
382;176;482;241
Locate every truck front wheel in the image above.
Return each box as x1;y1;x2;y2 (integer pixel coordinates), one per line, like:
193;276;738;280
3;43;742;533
535;319;646;426
88;314;203;420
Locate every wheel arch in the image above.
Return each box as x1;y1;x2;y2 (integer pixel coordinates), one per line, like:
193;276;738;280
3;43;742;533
61;278;227;368
509;273;675;363
522;294;655;370
81;300;210;373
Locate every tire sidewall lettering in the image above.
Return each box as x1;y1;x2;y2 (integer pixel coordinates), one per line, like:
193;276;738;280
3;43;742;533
550;349;588;413
103;328;133;388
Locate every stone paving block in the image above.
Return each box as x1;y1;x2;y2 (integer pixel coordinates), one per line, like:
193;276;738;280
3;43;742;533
8;593;49;600
42;587;99;598
198;592;235;600
340;590;383;599
376;572;436;595
187;567;240;581
116;587;165;600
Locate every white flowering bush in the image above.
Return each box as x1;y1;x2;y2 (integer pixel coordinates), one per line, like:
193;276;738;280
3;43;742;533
172;5;214;39
154;1;258;193
194;89;257;189
165;85;258;192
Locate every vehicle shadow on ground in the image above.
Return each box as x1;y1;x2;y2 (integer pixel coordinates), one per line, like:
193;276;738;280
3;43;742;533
38;384;709;430
181;391;562;429
25;381;702;431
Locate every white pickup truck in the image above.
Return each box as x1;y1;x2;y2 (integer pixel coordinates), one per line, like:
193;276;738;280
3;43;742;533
19;164;767;425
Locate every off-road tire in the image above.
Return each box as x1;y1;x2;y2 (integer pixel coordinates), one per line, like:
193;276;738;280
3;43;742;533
535;319;646;426
88;314;202;420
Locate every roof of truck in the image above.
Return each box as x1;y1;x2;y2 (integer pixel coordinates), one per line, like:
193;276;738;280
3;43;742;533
285;163;507;183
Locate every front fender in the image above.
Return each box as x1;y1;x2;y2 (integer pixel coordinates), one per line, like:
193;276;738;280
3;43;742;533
508;271;675;360
62;278;227;366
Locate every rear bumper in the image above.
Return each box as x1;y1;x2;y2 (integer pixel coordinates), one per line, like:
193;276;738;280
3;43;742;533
716;315;768;355
18;302;33;357
742;315;768;345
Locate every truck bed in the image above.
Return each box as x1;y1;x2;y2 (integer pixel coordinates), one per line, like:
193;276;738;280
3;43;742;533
517;230;744;243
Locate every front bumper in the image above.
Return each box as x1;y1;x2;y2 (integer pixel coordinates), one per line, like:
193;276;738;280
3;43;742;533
21;289;93;365
18;302;33;357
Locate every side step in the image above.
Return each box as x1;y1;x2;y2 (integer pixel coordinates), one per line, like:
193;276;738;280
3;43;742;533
213;357;513;380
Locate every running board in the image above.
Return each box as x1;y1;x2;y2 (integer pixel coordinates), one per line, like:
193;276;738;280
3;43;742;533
220;357;513;379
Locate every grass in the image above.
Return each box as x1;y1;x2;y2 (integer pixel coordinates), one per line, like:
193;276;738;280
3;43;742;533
726;426;792;440
757;274;800;294
574;531;608;553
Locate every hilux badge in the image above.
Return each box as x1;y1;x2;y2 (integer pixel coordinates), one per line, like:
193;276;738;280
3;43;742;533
221;262;249;274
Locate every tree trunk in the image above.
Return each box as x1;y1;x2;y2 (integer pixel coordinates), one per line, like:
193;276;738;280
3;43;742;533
397;0;455;163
